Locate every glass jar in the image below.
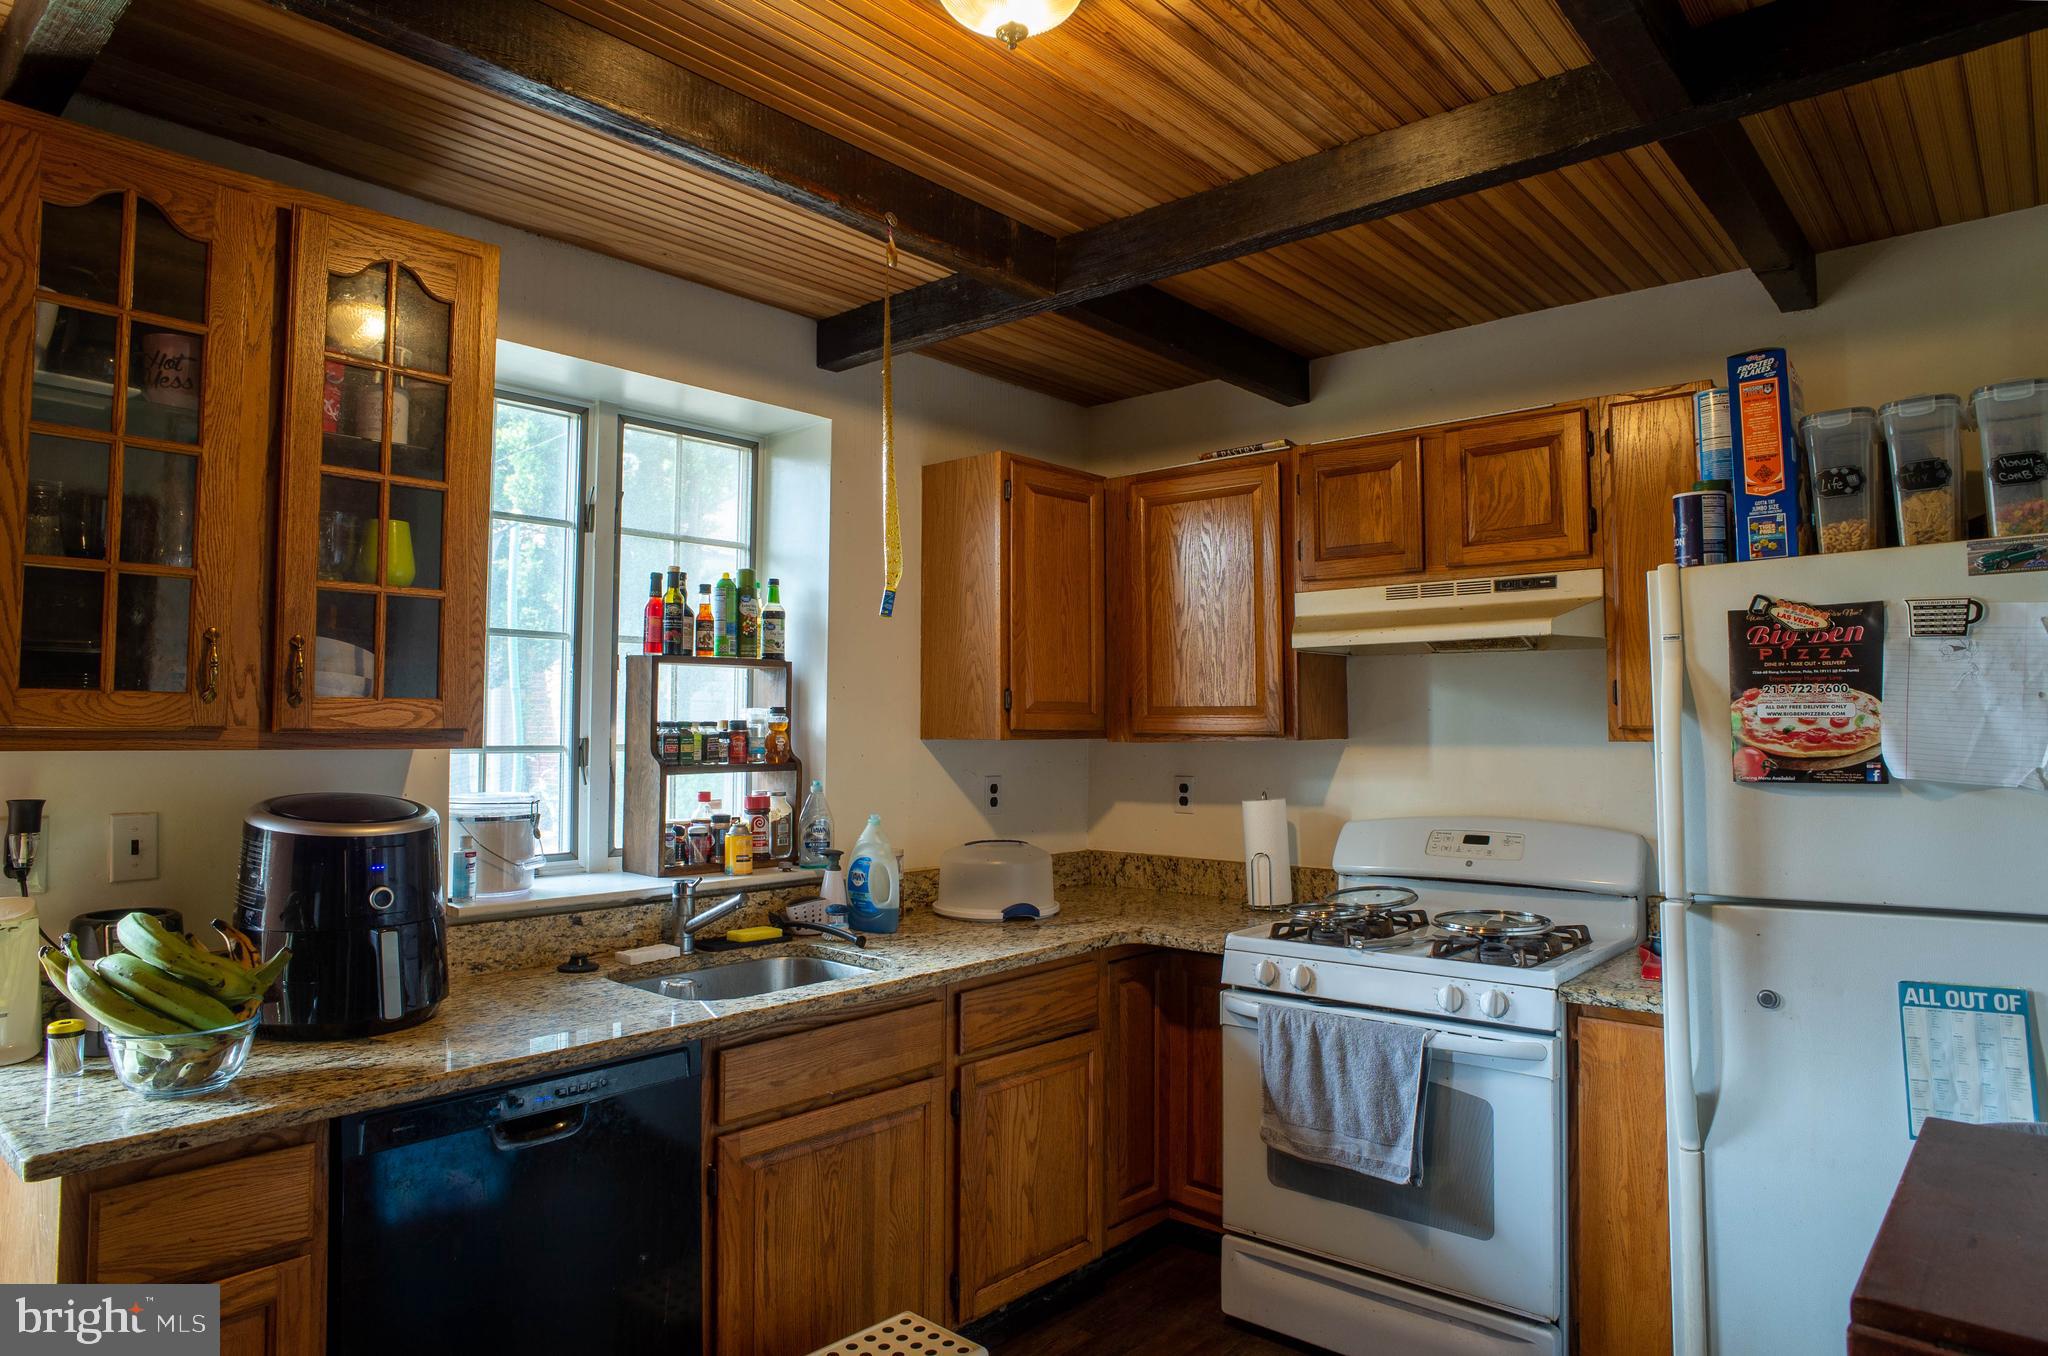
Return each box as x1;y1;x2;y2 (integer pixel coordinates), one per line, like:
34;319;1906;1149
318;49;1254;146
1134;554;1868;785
766;706;791;763
747;708;769;764
727;719;750;765
703;724;728;764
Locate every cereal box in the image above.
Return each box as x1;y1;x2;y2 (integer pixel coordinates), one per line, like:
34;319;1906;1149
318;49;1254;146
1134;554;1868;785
1727;349;1808;560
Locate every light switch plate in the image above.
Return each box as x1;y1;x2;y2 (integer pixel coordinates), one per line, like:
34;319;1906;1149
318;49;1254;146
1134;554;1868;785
109;812;159;883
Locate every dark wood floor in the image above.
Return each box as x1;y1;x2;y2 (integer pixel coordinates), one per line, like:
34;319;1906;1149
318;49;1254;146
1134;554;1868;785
961;1226;1331;1355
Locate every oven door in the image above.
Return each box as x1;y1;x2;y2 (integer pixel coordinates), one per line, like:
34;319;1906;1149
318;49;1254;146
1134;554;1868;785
1220;990;1564;1321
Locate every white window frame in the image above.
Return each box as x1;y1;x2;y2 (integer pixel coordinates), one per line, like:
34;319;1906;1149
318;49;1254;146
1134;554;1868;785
465;390;593;865
602;413;759;857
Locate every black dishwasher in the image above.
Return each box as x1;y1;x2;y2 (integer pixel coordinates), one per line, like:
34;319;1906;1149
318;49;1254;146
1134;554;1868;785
330;1045;701;1356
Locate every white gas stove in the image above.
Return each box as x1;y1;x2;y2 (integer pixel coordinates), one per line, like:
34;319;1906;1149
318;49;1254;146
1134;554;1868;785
1219;817;1651;1356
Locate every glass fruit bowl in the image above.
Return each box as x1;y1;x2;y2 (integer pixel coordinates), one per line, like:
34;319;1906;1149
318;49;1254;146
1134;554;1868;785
102;1015;258;1099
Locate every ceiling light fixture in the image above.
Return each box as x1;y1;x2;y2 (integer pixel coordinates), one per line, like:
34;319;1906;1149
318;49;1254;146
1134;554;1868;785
940;0;1081;50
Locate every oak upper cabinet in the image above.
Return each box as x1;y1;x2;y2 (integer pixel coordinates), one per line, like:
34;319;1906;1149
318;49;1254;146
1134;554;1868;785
0;125;261;738
1601;384;1711;741
956;1031;1104;1320
1105;951;1169;1237
713;1079;948;1356
921;451;1107;739
1296;433;1426;585
1114;454;1288;738
1569;1007;1671;1356
1431;407;1593;570
274;208;495;740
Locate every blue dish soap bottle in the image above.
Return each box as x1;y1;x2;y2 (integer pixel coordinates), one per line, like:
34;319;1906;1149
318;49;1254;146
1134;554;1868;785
845;815;900;934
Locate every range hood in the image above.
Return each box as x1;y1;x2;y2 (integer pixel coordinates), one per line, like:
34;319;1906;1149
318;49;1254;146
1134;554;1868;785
1291;568;1605;655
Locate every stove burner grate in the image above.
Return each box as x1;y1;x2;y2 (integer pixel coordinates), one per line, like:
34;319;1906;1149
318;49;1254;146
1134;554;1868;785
1429;922;1592;968
1269;906;1431;950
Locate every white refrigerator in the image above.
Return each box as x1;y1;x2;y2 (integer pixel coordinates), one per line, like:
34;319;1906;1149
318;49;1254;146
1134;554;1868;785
1650;543;2048;1356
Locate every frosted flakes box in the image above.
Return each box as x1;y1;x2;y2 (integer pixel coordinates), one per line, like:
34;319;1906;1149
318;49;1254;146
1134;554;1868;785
1727;349;1809;560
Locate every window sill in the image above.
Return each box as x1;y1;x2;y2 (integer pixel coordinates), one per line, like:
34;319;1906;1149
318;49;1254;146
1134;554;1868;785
446;867;823;923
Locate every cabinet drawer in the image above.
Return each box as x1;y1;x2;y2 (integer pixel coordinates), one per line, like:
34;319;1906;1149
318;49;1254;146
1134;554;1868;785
957;962;1099;1058
87;1143;320;1283
717;1000;943;1125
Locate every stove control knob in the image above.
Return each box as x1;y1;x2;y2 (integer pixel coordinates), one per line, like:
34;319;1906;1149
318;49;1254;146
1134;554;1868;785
1255;959;1279;987
1478;989;1510;1019
1434;985;1465;1014
1289;965;1315;993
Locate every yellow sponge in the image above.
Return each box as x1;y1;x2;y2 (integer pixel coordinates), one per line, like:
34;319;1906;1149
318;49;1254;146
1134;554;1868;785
724;925;784;944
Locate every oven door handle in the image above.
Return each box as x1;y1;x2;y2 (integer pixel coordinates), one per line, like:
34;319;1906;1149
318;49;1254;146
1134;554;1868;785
1221;995;1550;1063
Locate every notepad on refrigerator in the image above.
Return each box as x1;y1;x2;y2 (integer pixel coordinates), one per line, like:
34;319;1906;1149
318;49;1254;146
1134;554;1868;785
1880;603;2048;788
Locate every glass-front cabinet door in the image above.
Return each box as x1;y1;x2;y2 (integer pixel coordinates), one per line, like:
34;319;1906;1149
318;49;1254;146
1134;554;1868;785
275;208;492;739
0;133;248;733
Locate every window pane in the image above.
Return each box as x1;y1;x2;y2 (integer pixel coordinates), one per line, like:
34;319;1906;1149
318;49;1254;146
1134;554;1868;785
486;635;571;746
450;749;482;798
619;423;678;536
678;437;747;541
39;194;122;303
483;750;570;858
492;401;576;520
491;519;573;633
113;574;189;692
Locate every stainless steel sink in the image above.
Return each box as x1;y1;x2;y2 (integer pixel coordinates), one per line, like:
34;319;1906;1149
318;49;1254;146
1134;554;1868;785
618;954;875;1002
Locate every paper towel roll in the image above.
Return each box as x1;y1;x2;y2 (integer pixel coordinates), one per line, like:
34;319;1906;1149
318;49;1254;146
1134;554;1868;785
1241;797;1292;910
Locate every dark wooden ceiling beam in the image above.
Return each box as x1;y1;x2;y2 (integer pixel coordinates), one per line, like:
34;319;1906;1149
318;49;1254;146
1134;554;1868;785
818;0;2048;369
267;0;1307;404
1554;0;1816;311
0;0;132;113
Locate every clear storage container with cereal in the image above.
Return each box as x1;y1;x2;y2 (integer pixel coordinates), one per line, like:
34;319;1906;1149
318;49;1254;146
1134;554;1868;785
1880;394;1966;545
1971;378;2048;538
1799;407;1881;553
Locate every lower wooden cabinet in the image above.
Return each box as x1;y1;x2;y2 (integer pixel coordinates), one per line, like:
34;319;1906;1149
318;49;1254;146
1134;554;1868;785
712;1078;948;1355
1165;951;1225;1225
1569;1006;1671;1356
0;1127;325;1353
1105;952;1169;1235
218;1255;319;1356
956;1031;1104;1320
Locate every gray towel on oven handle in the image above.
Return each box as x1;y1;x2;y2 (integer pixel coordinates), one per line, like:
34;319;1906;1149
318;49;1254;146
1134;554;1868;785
1258;1003;1433;1185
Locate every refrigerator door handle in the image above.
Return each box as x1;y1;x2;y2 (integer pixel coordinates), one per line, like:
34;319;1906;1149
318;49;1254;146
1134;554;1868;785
1652;563;1708;1356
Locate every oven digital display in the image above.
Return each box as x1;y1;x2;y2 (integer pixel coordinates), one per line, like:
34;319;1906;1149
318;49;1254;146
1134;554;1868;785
1426;829;1527;861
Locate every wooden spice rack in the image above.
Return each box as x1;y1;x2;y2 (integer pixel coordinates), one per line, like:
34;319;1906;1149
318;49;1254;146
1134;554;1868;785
620;654;803;877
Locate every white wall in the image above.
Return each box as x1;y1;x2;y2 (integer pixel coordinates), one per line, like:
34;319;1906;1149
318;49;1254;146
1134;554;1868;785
0;98;1092;927
1082;203;2048;867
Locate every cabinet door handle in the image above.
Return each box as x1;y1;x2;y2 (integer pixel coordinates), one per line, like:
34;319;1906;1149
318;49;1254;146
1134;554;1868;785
286;634;306;707
199;627;221;704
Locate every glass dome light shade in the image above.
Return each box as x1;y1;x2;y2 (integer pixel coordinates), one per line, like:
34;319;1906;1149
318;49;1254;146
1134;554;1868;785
940;0;1082;49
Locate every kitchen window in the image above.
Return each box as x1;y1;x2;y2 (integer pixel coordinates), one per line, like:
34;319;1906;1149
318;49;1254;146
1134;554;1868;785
453;395;587;858
608;417;756;852
460;393;757;873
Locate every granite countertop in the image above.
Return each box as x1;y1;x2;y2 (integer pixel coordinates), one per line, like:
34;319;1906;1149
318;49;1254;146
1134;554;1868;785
0;886;1255;1182
1;887;1664;1180
1559;949;1662;1016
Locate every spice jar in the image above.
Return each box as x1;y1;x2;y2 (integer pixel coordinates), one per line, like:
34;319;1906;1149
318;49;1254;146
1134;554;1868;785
46;1018;85;1078
766;706;791;763
658;721;684;763
703;724;728;763
747;709;770;765
727;719;750;765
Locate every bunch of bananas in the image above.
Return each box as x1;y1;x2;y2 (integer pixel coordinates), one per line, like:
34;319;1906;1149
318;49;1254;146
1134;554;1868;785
39;911;290;1036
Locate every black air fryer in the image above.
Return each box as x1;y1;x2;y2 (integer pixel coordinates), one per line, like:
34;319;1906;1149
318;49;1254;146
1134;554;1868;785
235;792;448;1040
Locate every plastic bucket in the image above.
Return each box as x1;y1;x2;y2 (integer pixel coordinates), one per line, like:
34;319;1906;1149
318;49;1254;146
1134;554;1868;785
450;791;544;897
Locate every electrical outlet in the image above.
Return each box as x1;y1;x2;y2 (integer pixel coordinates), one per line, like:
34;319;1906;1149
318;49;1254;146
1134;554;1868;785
981;775;1003;812
109;812;159;884
1172;775;1195;814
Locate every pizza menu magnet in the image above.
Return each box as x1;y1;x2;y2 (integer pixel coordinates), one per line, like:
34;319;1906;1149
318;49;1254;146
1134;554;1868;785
1727;596;1888;784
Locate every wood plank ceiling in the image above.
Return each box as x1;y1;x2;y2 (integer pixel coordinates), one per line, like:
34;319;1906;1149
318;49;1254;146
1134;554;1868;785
75;0;2048;405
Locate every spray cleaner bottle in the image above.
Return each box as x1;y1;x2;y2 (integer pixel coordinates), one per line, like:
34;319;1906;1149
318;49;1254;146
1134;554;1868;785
844;815;900;934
